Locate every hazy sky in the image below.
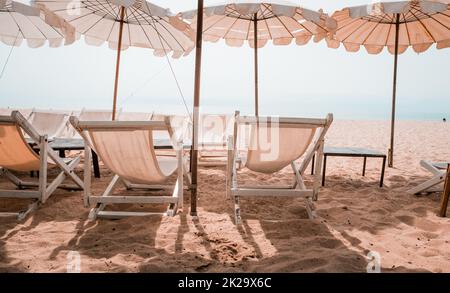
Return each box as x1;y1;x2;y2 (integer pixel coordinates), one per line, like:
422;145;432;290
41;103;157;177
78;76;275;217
0;0;449;119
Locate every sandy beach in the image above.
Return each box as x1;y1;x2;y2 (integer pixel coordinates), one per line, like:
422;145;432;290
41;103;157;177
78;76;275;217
0;120;449;273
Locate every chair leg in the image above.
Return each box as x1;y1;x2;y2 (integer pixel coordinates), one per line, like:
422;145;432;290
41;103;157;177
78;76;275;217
17;201;39;221
234;195;241;225
408;173;445;195
305;197;316;220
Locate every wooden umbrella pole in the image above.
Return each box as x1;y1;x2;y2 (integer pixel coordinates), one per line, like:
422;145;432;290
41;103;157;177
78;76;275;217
388;13;400;167
190;0;204;216
112;6;126;121
253;13;259;116
439;164;450;217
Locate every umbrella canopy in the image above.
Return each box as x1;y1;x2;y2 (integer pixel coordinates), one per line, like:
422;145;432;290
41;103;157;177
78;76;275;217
0;0;75;48
325;0;450;167
33;0;195;119
181;0;337;115
326;0;450;53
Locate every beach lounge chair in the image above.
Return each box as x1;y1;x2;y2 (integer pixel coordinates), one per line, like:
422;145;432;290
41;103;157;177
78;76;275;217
0;111;84;220
27;109;70;139
227;111;333;224
408;160;449;194
198;114;232;166
70;117;186;219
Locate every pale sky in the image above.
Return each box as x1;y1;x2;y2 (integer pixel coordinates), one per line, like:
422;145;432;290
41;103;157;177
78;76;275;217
0;0;449;119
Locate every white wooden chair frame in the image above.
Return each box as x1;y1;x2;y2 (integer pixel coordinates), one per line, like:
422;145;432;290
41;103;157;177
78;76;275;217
0;111;84;220
409;160;449;194
70;117;186;220
226;111;333;224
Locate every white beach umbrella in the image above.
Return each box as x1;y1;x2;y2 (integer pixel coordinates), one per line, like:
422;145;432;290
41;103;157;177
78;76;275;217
325;0;450;167
181;0;337;115
0;0;75;48
33;0;195;120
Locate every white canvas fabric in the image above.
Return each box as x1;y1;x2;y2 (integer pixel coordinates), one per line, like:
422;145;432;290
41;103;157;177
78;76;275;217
327;0;450;54
0;0;75;47
245;122;316;173
33;0;194;57
27;111;69;138
181;1;337;48
88;128;177;184
0;123;41;171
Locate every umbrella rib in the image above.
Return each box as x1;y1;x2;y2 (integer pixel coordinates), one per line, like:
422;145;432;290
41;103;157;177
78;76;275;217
202;14;228;33
263;18;273;40
9;10;48;40
5;12;23;42
415;8;450;30
385;21;393;47
260;3;271;19
125;7;131;46
135;5;180;51
245;16;252;40
334;17;361;34
341;21;366;42
127;6;156;48
137;5;189;51
81;13;108;35
273;15;295;39
105;8;119;44
102;0;120;20
293;11;314;35
409;9;439;43
222;16;241;41
361;13;389;45
402;13;412;46
27;8;65;38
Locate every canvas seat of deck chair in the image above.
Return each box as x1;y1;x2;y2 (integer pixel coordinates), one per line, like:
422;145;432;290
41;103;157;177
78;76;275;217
227;111;333;224
27;110;70;140
198;114;233;167
409;161;450;195
0;111;84;220
70;117;186;220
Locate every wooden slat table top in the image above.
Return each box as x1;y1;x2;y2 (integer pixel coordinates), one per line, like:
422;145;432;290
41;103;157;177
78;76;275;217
324;146;386;158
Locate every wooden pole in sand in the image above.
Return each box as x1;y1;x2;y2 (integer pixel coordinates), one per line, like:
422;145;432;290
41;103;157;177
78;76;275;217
388;13;400;167
253;13;259;116
112;6;126;121
439;164;450;217
190;0;204;216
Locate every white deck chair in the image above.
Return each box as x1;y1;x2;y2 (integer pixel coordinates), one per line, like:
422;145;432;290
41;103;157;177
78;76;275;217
27;109;70;139
227;111;333;224
70;117;186;220
198;114;232;166
0;111;84;220
409;161;449;194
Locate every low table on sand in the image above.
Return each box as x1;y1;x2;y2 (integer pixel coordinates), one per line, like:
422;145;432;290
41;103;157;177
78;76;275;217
30;138;186;179
313;146;387;187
